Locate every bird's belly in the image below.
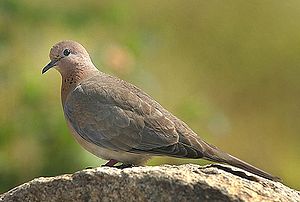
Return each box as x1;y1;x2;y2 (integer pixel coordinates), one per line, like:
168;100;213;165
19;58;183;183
66;120;150;165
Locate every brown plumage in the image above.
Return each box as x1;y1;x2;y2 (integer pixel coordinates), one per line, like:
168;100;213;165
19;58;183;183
42;40;280;181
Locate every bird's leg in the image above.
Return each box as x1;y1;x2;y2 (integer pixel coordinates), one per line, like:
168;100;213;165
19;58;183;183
115;163;134;169
102;159;119;167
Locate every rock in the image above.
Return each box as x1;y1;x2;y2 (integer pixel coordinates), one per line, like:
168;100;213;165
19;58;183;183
0;164;299;202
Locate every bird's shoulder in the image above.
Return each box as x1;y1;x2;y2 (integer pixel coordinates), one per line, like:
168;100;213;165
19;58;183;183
66;73;157;115
67;72;198;135
68;72;194;129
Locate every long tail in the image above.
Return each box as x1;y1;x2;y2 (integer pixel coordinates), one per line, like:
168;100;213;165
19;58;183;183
201;141;281;181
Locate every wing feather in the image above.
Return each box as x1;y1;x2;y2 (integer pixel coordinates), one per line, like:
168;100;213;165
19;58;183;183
64;78;179;152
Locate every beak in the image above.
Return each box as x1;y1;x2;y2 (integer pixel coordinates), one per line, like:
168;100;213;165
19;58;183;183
42;58;59;74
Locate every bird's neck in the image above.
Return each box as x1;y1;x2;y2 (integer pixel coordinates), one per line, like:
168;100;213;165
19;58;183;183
60;65;98;106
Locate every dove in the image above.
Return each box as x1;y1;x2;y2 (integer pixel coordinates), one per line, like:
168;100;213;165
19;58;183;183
42;40;280;181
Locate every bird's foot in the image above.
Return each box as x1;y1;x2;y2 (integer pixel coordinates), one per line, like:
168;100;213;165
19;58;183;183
115;164;134;169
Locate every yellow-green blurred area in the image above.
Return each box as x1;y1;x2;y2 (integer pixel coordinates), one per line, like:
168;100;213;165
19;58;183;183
0;0;299;193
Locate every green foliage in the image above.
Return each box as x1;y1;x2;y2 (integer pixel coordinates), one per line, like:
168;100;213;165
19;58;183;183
0;0;299;192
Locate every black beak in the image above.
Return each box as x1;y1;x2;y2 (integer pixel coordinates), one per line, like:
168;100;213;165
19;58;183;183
42;59;59;74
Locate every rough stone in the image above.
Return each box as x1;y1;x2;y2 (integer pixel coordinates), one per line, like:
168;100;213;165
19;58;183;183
0;164;299;202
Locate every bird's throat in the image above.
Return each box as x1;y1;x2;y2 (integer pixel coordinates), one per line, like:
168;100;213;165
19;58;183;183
60;67;97;106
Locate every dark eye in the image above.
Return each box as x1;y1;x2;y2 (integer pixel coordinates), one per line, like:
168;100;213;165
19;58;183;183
63;49;71;56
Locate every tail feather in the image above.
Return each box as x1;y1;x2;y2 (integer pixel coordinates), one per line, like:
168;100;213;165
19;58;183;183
202;142;281;181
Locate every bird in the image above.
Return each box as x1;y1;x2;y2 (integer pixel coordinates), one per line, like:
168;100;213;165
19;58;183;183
42;40;280;181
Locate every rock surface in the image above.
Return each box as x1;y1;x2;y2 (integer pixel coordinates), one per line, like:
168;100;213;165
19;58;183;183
0;164;299;202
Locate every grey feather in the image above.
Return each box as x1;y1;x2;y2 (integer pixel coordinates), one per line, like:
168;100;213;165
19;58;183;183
64;73;200;154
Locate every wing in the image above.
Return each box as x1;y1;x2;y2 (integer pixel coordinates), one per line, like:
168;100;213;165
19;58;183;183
64;76;180;152
64;75;204;158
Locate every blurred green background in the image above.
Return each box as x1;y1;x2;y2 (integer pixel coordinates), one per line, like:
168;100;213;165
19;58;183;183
0;0;299;193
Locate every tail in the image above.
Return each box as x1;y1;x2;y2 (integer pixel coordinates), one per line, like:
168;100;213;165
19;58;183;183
201;141;281;182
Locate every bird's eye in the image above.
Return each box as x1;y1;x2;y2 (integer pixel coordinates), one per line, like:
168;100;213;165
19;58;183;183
63;49;71;56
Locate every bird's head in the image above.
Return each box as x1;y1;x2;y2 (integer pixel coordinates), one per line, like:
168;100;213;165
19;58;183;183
42;40;92;75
